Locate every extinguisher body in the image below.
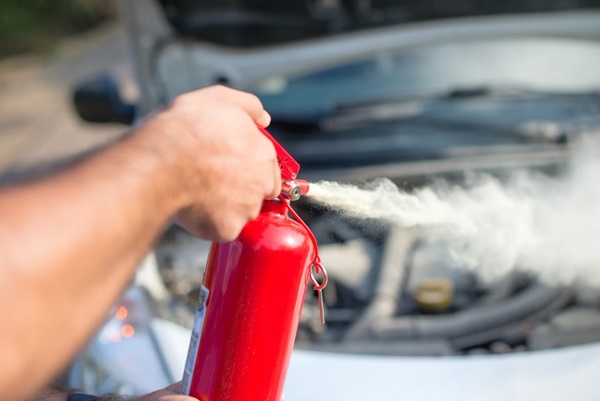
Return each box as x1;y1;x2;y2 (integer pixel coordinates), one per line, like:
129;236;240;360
185;200;316;401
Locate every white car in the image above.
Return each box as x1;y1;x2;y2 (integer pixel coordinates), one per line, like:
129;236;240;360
71;1;600;400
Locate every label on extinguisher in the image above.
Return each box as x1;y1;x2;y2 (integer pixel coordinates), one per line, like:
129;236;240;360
181;285;210;395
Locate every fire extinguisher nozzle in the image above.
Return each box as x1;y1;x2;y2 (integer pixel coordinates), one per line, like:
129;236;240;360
297;179;310;196
281;179;310;201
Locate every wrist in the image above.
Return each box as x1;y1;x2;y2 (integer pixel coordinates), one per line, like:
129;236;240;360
121;114;194;218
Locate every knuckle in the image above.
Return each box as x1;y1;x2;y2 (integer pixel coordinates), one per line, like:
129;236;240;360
218;221;240;242
207;84;235;99
210;84;229;94
170;94;185;108
243;92;262;109
171;92;195;110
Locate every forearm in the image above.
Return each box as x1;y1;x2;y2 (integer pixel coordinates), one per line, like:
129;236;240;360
0;85;276;401
0;124;185;401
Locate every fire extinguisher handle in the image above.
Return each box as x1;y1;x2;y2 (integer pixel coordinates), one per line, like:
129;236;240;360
257;126;300;181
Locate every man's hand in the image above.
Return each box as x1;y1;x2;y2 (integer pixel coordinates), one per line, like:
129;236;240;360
34;383;196;401
35;382;283;401
0;85;282;400
138;85;281;242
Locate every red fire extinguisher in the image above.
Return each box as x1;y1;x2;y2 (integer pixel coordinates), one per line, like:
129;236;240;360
181;126;327;401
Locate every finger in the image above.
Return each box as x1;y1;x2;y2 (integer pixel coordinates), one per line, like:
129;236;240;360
165;381;182;393
214;86;266;125
257;109;271;128
269;158;282;199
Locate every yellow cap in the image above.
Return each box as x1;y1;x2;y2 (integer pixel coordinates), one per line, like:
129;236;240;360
413;279;454;312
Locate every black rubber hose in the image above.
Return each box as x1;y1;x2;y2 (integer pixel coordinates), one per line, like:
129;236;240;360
450;288;572;349
372;284;564;340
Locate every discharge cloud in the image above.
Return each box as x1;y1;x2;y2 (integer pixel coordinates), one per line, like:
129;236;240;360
308;153;600;287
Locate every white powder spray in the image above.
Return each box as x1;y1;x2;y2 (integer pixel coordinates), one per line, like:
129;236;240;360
308;154;600;287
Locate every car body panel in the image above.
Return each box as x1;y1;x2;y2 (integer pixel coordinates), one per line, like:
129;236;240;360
151;317;600;400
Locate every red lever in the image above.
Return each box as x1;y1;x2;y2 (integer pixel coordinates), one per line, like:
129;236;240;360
257;126;300;181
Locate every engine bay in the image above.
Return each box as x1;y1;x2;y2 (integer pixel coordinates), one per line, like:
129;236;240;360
155;162;600;356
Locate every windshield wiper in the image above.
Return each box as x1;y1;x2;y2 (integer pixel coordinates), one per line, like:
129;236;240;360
315;84;598;133
336;84;597;111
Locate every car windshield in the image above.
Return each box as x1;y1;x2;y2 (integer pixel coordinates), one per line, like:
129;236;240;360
250;37;600;118
239;35;600;169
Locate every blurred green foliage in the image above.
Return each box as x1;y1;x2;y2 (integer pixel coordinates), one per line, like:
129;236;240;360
0;0;116;58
